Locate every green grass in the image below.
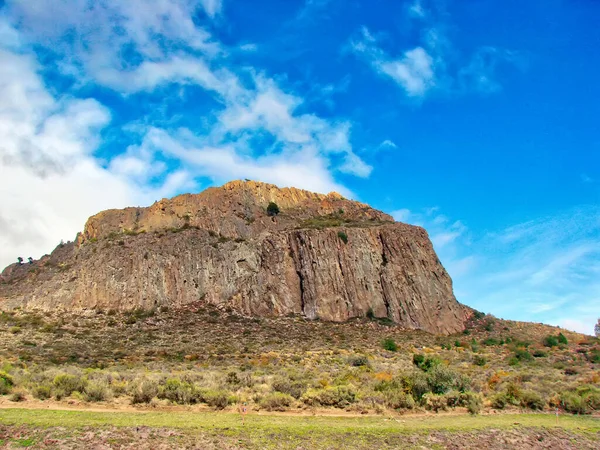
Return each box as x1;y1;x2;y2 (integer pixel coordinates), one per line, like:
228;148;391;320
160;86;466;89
1;409;599;449
12;438;36;447
1;408;598;435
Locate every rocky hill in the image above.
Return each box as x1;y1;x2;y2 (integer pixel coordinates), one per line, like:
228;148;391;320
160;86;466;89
0;180;471;334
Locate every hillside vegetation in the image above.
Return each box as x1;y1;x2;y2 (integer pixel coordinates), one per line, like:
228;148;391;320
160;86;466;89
0;306;598;417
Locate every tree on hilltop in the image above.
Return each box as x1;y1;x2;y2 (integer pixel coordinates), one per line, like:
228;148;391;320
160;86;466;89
267;202;280;216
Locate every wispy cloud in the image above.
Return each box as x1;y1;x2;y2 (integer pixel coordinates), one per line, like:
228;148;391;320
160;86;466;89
351;1;519;98
581;173;593;183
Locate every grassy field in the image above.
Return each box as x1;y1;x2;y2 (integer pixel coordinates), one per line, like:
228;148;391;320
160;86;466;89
1;408;599;449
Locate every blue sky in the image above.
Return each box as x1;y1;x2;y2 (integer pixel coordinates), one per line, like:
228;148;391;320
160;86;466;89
0;0;598;333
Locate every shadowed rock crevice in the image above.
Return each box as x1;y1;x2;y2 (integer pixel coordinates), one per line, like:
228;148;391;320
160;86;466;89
0;180;471;335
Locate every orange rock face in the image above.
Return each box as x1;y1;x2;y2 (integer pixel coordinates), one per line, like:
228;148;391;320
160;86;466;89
0;180;470;334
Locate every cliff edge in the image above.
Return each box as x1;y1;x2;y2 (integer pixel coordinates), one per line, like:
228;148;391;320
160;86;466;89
0;180;471;334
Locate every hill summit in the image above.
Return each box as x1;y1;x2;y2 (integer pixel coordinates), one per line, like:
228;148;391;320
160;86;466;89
0;180;470;334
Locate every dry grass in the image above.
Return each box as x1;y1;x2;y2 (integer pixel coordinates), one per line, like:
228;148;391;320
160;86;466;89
0;306;598;416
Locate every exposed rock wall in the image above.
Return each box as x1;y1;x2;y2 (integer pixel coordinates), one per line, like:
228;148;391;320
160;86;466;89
0;180;470;334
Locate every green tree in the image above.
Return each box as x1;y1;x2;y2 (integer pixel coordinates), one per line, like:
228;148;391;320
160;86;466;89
266;202;280;216
382;338;397;352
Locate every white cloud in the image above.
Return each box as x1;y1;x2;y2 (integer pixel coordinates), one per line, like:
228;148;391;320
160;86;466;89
134;127;350;196
391;208;413;223
239;43;258;52
0;0;375;272
351;28;436;97
351;5;518;98
561;319;594;335
379;139;397;149
581;174;593;183
378;47;435;96
6;0;222;92
408;0;426;18
458;46;518;94
0;17;211;269
199;0;222;18
0;36;133;268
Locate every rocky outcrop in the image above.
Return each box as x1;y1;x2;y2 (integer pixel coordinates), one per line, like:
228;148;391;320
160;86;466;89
0;180;470;334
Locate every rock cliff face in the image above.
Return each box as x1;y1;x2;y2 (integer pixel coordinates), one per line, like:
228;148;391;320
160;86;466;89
0;180;470;334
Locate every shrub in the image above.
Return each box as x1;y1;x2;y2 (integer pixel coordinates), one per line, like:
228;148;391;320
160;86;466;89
561;391;588;414
84;381;113;402
382;338;397;352
159;378;198;405
201;390;231;409
466;392;483;415
384;390;415;410
574;385;600;412
423;393;447;412
544;335;559;348
272;378;306;399
412;354;425;368
427;365;460;395
266;202;280;216
514;349;533;362
520;390;545;410
130;379;159;404
53;373;86;399
473;355;487;366
413;354;441;372
482;338;500;346
588;350;600;363
348;355;369;367
492;383;523;409
506;382;522;402
532;349;548;358
301;386;357;408
32;384;52;400
10;389;26;402
491;392;509;409
558;333;568;345
226;371;240;386
337;231;348;244
259;392;294;411
473;310;485;320
0;371;14;395
401;371;430;402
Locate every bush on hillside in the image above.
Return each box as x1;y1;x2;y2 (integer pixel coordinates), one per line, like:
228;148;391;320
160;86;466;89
544;335;559;347
259;392;294;411
130;379;159;404
266;202;280;216
381;338;397;352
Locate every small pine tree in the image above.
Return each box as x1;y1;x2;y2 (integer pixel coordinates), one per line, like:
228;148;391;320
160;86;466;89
382;338;397;352
558;332;568;345
266;202;280;216
17;257;23;265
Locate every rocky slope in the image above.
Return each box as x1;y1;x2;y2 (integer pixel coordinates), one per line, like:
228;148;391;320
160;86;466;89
0;180;471;334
